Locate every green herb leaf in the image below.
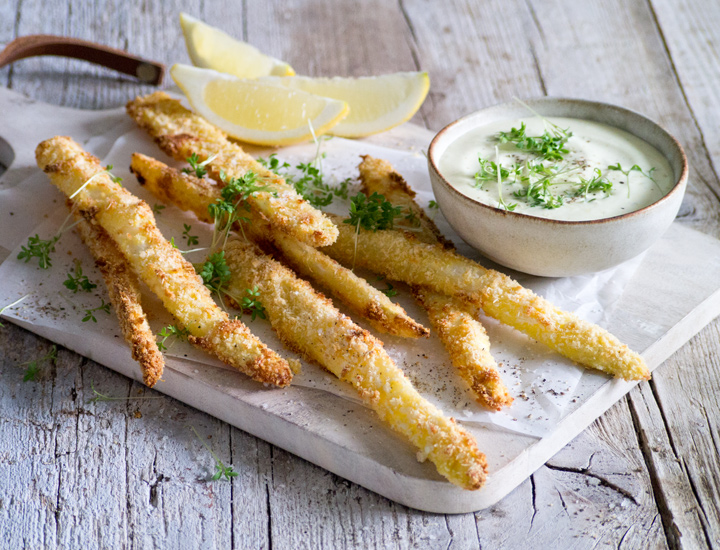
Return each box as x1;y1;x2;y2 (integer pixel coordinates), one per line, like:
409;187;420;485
82;299;111;323
63;260;97;293
197;251;232;297
17;234;60;269
20;345;57;382
380;282;397;297
344;192;403;232
182;224;199;246
156;324;191;351
189;425;238;482
181;153;218;178
241;286;266;321
104;164;123;185
497;122;572;161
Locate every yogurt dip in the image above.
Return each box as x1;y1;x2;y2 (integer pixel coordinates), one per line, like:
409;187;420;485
438;116;674;221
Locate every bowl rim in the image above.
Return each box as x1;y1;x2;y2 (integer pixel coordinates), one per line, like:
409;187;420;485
427;97;689;226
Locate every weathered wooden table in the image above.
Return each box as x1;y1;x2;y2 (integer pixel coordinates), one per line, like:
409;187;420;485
2;0;719;548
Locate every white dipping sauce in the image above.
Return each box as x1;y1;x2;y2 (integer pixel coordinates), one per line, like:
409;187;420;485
438;117;674;221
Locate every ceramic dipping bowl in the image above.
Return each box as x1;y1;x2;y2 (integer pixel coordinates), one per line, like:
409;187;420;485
427;98;688;277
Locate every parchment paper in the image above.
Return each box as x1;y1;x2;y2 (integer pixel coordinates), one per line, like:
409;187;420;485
0;126;643;438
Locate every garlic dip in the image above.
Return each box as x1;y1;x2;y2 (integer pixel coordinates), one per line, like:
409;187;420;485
438;117;674;221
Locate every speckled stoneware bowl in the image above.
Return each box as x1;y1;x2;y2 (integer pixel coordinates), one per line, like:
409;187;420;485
427;98;688;277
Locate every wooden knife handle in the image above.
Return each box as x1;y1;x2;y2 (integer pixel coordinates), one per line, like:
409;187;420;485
0;35;165;85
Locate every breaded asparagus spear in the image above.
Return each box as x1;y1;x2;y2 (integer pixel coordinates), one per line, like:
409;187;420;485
36;136;292;387
129;152;428;339
73;209;165;387
126;92;338;248
223;238;488;490
321;214;650;381
359;156;512;409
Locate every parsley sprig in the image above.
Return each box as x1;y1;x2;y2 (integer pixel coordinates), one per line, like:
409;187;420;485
63;261;97;293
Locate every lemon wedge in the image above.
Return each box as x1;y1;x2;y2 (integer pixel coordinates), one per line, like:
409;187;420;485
180;13;295;78
258;73;430;138
171;64;349;146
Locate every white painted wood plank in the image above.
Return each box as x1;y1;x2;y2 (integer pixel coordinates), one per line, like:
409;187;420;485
0;325;61;549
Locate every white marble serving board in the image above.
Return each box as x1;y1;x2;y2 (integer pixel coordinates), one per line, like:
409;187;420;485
1;86;719;514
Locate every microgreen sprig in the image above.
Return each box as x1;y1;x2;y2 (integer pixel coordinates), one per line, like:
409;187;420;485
196;251;237;311
608;163;659;197
20;345;57;382
344;192;403;269
208;170;272;249
189;425;239;482
573;168;613;202
156;324;191;351
241;286;266;321
18;234;61;269
182;224;199;246
345;192;403;232
259;151;350;209
82;299;111;323
497;122;572;161
63;260;97;293
474;157;515;186
17;208;80;269
104;165;122;185
182;153;218;178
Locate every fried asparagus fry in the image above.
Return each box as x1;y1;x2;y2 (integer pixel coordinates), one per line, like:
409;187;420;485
72;209;165;387
36;136;292;387
223;238;487;490
359;156;513;409
126;92;338;248
322;215;650;381
129;152;428;339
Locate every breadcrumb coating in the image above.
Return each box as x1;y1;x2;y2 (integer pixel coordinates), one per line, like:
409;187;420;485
223;238;488;490
73;210;165;387
322;215;650;381
126;92;338;248
130;152;427;339
359;155;512;409
36;136;292;387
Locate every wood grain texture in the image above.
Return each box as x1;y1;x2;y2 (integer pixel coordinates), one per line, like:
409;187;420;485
1;0;719;548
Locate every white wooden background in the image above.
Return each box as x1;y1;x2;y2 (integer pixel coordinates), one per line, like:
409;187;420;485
1;0;719;548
